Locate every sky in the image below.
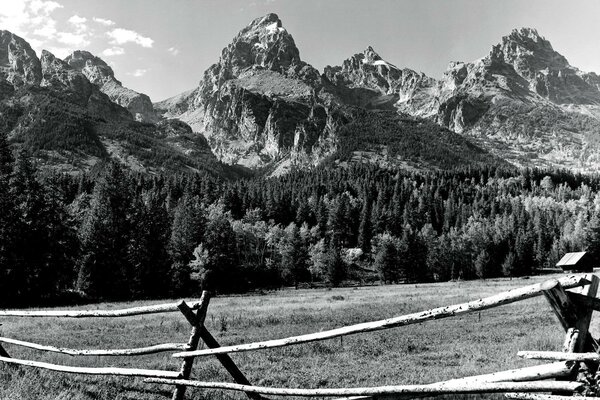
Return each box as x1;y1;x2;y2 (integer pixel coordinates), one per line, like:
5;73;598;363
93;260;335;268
1;0;599;102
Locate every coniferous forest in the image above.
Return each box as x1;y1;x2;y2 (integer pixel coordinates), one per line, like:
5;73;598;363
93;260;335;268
3;129;600;307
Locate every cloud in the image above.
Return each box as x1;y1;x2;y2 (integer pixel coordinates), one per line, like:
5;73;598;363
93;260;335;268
107;28;153;48
68;15;87;25
33;19;58;37
29;0;62;14
0;0;63;37
67;14;88;35
102;47;125;57
56;32;90;47
93;17;115;26
167;47;180;56
129;68;148;77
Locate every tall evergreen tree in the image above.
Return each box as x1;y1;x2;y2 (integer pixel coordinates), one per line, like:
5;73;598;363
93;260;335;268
77;162;132;299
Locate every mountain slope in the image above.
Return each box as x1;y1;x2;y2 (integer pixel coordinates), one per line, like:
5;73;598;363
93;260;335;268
158;13;496;173
325;28;600;171
65;50;158;123
0;30;231;176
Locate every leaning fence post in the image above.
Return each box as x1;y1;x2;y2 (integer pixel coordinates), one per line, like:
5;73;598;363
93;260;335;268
0;324;9;358
172;292;211;400
540;277;599;352
199;325;263;400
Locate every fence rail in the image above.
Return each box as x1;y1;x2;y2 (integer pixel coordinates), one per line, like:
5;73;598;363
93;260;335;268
172;274;589;359
1;272;599;400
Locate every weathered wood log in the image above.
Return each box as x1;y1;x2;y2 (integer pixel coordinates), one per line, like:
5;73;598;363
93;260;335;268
0;301;203;318
568;291;600;312
518;351;600;362
570;273;599;352
443;362;575;383
173;275;589;358
173;293;210;400
541;280;581;331
562;328;579;353
542;279;600;353
0;356;180;378
505;394;600;400
326;362;576;400
0;337;187;356
0;343;9;358
144;378;584;396
199;326;263;400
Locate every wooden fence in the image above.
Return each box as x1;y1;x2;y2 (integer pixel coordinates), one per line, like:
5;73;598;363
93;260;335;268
1;273;600;399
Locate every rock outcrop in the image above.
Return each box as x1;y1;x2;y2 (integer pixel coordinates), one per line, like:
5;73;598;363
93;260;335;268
0;30;42;87
158;13;338;169
0;30;228;176
65;50;157;123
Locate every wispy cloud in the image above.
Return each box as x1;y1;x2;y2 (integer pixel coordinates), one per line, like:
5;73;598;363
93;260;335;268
29;0;62;14
107;28;154;48
93;17;115;26
102;46;125;57
129;68;148;77
56;32;90;47
0;0;63;38
167;47;180;56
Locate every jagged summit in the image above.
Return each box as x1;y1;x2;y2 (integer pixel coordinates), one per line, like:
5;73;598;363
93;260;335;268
218;12;301;75
489;26;570;78
0;30;42;86
65;50;118;86
65;50;157;122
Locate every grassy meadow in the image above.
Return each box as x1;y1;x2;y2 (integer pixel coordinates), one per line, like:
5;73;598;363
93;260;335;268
0;274;590;400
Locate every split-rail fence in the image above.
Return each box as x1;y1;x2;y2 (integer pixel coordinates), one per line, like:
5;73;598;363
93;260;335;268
1;273;600;400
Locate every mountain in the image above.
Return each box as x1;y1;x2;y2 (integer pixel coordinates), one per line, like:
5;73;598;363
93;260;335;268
157;13;495;173
324;28;600;171
0;30;232;176
65;50;158;123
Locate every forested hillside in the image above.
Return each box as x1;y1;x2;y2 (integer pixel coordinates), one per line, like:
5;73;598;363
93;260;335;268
2;128;600;306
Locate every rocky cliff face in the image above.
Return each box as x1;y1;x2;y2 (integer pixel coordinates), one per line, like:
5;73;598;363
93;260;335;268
65;50;157;123
158;13;338;169
0;30;42;87
424;28;600;170
320;28;600;171
40;50;131;121
0;30;228;176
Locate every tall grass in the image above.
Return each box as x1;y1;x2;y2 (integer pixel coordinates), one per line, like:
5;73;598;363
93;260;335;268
0;275;585;400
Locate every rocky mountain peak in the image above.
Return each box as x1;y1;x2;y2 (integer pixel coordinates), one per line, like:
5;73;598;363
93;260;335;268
219;13;302;76
0;30;42;86
489;27;569;78
64;50;156;123
65;50;118;86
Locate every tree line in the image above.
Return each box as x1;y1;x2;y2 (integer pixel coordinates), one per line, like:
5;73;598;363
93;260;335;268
3;131;600;306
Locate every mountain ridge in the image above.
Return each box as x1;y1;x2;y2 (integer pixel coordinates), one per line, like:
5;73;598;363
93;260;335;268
4;15;600;176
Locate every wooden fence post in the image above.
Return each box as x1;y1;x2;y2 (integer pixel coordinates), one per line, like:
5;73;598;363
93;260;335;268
541;278;599;353
0;325;9;358
172;292;211;400
199;326;264;400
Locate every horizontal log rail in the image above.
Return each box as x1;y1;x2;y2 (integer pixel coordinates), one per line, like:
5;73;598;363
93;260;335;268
0;299;203;318
0;356;180;378
144;378;584;396
518;350;600;362
173;275;590;358
443;362;575;383
0;337;188;356
505;394;600;400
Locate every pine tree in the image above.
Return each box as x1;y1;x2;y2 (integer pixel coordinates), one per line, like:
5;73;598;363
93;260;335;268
77;162;132;300
357;198;373;253
280;223;309;288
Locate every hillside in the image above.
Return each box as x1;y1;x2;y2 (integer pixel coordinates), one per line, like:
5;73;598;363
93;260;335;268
0;30;233;176
157;13;497;173
324;28;600;171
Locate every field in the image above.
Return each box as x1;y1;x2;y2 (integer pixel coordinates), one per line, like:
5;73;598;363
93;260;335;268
0;274;590;400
